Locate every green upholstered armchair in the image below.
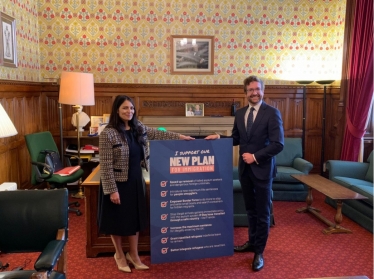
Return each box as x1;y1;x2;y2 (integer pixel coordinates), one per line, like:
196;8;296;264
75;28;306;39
24;131;84;215
273;138;313;201
325;151;373;232
0;189;68;279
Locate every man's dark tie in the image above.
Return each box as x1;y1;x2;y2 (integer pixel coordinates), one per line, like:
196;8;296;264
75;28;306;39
247;107;255;137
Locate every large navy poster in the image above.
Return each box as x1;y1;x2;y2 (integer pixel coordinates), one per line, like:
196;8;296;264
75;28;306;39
150;138;233;264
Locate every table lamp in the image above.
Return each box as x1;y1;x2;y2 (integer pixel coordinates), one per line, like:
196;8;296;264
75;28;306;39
0;103;18;190
0;103;18;138
59;71;95;198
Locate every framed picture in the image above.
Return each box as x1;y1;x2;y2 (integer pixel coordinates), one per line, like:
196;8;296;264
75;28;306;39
185;103;204;117
170;35;214;75
0;13;17;68
90;116;103;127
103;113;110;124
89;127;98;135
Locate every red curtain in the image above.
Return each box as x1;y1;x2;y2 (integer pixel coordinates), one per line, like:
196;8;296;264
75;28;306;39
340;0;373;161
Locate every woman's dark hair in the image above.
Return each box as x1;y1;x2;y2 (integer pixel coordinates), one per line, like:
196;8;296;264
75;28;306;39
108;95;145;146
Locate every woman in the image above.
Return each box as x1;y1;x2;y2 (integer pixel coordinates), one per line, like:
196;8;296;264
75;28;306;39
186;106;194;116
98;95;194;273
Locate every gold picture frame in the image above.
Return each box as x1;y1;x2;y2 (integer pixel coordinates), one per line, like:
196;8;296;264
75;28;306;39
170;35;214;75
90;116;103;127
103;113;110;124
0;13;17;68
185;103;204;117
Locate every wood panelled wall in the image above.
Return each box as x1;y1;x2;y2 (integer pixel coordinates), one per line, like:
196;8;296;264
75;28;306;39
0;80;345;189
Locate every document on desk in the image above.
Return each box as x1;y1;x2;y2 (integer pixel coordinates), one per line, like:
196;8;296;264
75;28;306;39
150;138;233;264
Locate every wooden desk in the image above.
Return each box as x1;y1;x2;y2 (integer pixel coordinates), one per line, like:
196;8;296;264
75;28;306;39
82;165;150;257
292;174;368;234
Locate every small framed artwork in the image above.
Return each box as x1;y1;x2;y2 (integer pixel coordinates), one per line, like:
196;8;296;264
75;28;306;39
103;113;110;124
185;103;204;117
90;116;103;128
0;13;17;68
89;127;98;135
170;35;214;75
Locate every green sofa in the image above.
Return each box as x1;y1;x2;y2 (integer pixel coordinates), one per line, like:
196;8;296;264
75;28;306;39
273;138;313;201
325;151;373;233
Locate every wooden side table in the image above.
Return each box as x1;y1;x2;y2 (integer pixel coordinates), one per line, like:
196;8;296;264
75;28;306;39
292;174;368;234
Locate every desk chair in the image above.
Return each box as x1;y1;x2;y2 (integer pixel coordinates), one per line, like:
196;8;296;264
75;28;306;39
25;131;84;216
0;189;68;279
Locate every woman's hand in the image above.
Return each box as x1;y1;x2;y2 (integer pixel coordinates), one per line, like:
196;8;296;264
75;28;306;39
110;192;121;204
179;134;195;140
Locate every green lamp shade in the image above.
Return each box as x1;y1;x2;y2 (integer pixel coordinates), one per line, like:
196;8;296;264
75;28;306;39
295;80;314;85
315;80;335;85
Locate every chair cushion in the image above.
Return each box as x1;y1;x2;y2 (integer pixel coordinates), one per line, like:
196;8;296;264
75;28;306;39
365;151;373;182
0;270;65;279
332;176;373;189
350;185;373;206
48;169;84;184
274;166;304;182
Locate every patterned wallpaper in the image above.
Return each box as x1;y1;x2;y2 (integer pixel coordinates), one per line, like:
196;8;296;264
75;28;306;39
0;0;346;84
0;0;40;81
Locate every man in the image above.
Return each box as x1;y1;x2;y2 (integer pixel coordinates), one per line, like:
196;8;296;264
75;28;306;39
206;75;284;271
194;104;203;116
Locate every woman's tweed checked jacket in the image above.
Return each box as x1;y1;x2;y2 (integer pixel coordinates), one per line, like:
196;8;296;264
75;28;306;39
99;121;180;195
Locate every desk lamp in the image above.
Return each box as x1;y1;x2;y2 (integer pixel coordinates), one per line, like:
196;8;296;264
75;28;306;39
59;71;95;198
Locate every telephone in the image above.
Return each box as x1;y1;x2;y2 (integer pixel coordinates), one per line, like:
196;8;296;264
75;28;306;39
83;144;99;151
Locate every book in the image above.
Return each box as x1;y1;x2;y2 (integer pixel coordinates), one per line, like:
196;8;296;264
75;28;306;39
66;144;96;154
54;165;81;176
82;144;99;151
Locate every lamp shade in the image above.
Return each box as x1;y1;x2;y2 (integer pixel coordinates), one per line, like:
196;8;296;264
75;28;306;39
315;80;335;85
0;103;18;138
59;71;95;106
295;80;314;85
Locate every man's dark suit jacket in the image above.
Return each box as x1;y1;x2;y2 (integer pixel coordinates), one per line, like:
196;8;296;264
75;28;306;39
232;101;284;181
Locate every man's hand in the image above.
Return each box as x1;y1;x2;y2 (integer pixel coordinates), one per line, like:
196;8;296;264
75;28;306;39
205;134;220;140
179;134;195;140
242;153;255;164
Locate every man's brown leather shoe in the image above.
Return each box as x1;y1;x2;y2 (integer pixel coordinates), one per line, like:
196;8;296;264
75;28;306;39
252;253;264;271
233;241;256;252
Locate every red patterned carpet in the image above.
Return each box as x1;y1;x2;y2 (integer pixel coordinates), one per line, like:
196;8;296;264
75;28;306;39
1;191;372;279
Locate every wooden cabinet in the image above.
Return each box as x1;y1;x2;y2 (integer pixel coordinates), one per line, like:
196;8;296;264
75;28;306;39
82;166;150;257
